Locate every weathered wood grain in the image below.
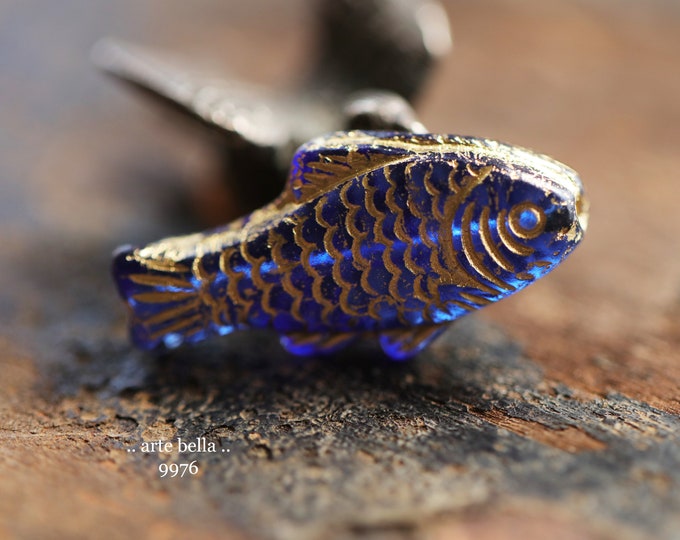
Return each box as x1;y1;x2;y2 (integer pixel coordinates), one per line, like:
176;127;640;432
1;1;680;539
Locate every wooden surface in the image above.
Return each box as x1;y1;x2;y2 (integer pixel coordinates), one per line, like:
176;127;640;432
2;1;680;539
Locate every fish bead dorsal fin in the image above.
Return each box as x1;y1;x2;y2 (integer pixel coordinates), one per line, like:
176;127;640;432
279;131;416;205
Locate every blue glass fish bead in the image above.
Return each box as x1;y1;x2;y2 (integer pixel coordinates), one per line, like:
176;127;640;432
113;131;588;360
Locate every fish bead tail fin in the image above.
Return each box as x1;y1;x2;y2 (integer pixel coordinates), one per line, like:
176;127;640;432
112;247;208;351
379;325;450;361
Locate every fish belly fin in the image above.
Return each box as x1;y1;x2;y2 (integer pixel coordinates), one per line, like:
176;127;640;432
379;324;449;361
280;332;356;356
112;246;212;350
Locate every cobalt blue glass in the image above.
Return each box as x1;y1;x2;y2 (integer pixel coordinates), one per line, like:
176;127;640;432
113;131;588;359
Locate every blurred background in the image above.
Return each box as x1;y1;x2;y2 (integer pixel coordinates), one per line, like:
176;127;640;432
1;1;680;538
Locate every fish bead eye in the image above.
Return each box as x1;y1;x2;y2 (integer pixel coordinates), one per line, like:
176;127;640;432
508;203;546;239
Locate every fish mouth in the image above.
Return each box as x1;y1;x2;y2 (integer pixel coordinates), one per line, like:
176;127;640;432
553;164;588;236
558;189;589;243
575;192;589;233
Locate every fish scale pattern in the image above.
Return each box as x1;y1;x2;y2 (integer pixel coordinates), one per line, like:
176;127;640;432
221;159;472;335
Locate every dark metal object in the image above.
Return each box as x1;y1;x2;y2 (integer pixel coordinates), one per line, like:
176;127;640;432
309;0;452;101
93;0;451;213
